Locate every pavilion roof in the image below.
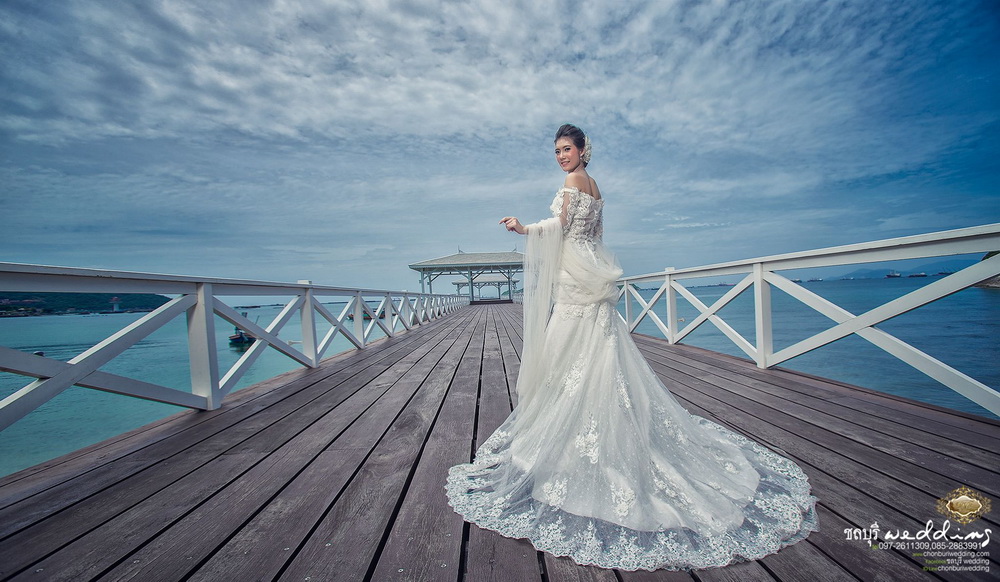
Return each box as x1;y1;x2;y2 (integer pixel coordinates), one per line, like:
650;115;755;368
408;251;523;272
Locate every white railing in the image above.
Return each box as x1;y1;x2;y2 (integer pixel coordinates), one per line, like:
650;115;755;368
0;263;468;432
618;223;1000;416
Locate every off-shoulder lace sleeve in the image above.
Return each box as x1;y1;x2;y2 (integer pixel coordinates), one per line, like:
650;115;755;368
560;189;573;228
552;187;583;230
553;187;603;242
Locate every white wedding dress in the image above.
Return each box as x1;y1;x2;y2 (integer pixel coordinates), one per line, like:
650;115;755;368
445;187;819;571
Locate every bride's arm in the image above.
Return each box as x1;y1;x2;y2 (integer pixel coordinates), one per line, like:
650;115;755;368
503;185;576;233
500;216;527;235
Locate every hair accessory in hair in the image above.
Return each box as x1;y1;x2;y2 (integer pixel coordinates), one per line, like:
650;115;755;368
582;135;592;165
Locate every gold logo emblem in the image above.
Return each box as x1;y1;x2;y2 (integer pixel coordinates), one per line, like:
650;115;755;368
936;486;991;525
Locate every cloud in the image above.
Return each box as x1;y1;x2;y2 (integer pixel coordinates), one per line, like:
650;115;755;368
0;0;997;289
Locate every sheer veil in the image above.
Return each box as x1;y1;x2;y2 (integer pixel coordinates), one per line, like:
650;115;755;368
516;217;563;408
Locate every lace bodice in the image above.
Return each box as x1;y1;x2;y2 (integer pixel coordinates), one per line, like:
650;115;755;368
551;187;604;242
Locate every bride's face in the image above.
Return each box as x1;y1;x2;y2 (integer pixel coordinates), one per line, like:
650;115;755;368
555;137;583;172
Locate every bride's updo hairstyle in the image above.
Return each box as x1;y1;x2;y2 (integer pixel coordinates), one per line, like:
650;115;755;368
554;124;590;167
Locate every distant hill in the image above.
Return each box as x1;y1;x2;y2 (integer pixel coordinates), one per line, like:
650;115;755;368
976;251;1000;288
837;258;978;280
0;292;170;315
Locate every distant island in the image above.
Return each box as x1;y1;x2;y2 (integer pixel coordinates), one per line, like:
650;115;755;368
0;292;171;317
977;251;1000;289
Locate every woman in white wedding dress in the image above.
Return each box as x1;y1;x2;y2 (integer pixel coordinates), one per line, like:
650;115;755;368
445;124;818;571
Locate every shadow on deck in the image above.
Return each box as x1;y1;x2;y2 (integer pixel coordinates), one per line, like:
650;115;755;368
0;304;997;582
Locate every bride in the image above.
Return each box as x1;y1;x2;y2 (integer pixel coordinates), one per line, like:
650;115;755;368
445;124;819;571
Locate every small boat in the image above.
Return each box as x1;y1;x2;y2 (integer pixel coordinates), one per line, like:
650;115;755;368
347;311;385;320
908;272;927;278
886;271;902;278
229;328;256;346
229;311;257;345
807;278;823;282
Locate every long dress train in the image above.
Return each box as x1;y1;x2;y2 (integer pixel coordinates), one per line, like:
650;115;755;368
445;187;819;571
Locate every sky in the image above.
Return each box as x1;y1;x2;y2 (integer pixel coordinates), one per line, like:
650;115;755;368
1;0;998;292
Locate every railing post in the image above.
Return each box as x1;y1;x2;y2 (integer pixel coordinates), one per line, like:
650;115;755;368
354;292;365;346
753;262;773;368
384;293;395;335
187;283;221;408
298;281;318;367
624;281;634;327
665;268;677;344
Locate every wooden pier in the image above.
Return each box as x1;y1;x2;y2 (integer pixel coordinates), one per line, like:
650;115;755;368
0;304;997;582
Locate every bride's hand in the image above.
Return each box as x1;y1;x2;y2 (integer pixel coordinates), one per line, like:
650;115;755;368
500;216;527;235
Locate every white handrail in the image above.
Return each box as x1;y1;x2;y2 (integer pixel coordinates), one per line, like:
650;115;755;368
618;223;1000;416
0;263;469;432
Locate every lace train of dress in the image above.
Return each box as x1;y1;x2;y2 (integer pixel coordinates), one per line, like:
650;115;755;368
446;188;818;571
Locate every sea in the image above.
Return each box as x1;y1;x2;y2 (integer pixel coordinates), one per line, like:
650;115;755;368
1;278;998;478
0;301;384;478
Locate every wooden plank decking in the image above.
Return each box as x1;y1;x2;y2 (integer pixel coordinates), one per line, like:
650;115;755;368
0;303;997;582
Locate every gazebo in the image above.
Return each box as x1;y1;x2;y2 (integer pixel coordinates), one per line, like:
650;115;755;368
408;250;523;302
452;274;521;301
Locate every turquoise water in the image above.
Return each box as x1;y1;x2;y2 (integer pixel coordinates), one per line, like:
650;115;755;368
0;301;385;477
1;279;997;477
622;276;1000;421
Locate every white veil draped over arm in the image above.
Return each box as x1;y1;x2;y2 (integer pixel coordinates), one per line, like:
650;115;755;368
516;216;562;409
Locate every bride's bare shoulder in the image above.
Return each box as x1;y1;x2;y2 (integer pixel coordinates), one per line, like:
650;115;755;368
563;173;587;190
590;179;602;200
564;173;601;200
